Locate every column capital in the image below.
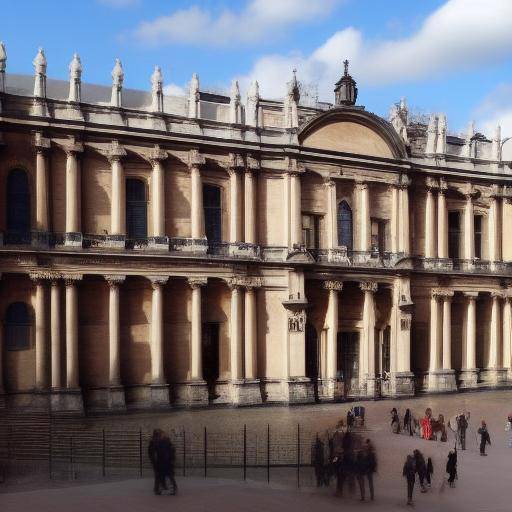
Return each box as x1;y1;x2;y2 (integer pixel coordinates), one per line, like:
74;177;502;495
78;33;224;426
64;138;84;156
62;273;83;286
354;179;369;191
105;140;127;163
438;177;448;194
397;173;411;189
148;144;168;164
323;280;343;292
245;154;260;172
463;291;479;300
33;132;51;153
425;176;439;191
285;156;305;175
463;183;477;200
29;271;61;283
187;149;205;170
489;184;503;199
104;274;126;287
324;177;337;190
359;281;378;293
149;275;168;289
490;290;505;299
432;288;454;299
227;152;244;174
188;277;207;289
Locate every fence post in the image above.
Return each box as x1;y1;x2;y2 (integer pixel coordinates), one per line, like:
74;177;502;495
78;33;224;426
70;436;74;480
139;428;143;478
204;426;207;478
267;424;270;484
102;429;106;478
243;424;247;481
49;426;52;480
183;428;186;477
297;424;300;489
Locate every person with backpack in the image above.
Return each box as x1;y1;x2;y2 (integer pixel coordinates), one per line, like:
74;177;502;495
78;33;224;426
402;454;416;506
478;421;491;456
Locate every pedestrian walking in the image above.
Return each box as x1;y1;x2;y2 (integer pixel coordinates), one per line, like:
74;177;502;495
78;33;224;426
355;448;367;501
312;436;326;487
148;429;165;495
391;408;400;434
478;421;491;456
505;414;512;448
446;450;457;487
157;431;177;495
364;439;376;500
403;454;416;506
347;409;355;431
413;449;427;492
426;457;433;488
457;413;469;450
404;409;414;437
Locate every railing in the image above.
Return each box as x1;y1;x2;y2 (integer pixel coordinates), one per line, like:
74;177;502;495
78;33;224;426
309;248;394;267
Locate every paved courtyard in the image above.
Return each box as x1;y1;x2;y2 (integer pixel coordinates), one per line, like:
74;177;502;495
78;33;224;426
2;390;512;511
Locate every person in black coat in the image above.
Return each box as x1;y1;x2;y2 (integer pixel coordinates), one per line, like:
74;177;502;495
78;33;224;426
478;421;491;456
457;413;469;450
426;457;433;487
446;450;457;487
364;439;377;500
157;432;177;495
413;449;427;492
403;454;416;506
148;429;165;495
312;437;325;487
404;409;413;437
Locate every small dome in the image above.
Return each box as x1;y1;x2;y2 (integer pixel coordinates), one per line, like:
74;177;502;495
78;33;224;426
334;59;357;107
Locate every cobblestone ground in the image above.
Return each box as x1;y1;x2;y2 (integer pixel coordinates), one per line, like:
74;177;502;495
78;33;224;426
2;390;512;511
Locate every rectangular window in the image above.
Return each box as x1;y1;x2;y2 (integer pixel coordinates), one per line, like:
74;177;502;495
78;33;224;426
448;211;460;259
474;215;482;259
302;214;320;249
371;219;387;253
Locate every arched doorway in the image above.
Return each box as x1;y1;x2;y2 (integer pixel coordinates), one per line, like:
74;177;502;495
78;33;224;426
126;178;147;239
7;168;31;243
305;322;319;400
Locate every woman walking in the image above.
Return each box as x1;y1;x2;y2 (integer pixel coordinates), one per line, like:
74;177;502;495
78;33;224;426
446;450;457;487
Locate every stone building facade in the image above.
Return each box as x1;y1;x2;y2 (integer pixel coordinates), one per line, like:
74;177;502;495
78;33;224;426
0;46;511;413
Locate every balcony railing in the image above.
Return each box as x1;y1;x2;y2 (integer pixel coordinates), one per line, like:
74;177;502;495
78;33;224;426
309;248;394;267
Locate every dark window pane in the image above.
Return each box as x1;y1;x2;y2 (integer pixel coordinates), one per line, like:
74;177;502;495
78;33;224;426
203;184;221;243
5;302;31;351
337;200;353;250
474;215;482;259
7;169;30;235
126;179;147;238
448;211;460;259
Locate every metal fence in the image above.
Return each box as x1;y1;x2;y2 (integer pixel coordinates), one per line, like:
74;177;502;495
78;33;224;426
0;417;330;488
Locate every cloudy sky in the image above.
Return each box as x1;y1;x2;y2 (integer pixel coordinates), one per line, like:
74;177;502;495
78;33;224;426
3;0;512;137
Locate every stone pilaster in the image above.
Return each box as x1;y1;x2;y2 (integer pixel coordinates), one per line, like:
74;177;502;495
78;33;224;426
360;281;378;397
34;133;51;244
64;138;84;246
503;294;512;380
287;158;304;248
106;141;127;247
459;292;479;388
398;174;411;254
243;155;259;255
29;273;48;393
489;186;503;269
148;145;168;249
356;181;371;252
437;179;448;259
425;178;438;259
464;185;476;261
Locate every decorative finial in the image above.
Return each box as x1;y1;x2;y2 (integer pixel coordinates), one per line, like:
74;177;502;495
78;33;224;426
343;59;349;76
112;58;124;83
69;53;82;78
33;47;47;75
150;65;164;113
151;65;163;88
0;41;6;71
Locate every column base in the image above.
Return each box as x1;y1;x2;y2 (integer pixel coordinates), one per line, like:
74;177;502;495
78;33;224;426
229;379;262;406
480;368;508;386
318;378;345;402
427;369;457;392
390;372;415;397
85;386;126;412
148;236;169;251
31;231;50;248
50;388;84;414
458;368;479;389
228;243;260;259
285;377;315;404
150;383;170;407
64;232;83;247
173;381;209;406
170;237;208;254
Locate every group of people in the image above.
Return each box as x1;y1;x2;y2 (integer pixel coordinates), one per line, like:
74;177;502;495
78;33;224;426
391;407;448;442
148;429;178;496
312;420;377;501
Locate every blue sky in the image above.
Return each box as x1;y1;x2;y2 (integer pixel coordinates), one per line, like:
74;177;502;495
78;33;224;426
2;0;512;136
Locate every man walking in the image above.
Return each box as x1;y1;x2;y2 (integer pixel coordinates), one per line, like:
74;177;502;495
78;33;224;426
457;413;469;450
403;454;416;506
148;429;165;495
413;449;427;492
478;421;491;456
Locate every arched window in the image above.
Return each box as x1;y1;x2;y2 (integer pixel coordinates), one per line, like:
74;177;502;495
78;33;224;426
126;178;147;239
5;302;31;351
203;184;221;243
337;200;353;250
7;168;30;235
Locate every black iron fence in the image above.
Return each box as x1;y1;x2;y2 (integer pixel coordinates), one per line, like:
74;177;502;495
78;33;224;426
0;415;348;488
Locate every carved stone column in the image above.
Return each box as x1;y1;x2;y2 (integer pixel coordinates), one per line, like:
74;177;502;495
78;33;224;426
105;275;126;409
390;184;399;254
178;277;208;406
503;294;512;379
398;175;411;254
149;145;168;248
34;133;51;237
30;273;48;391
460;292;479;388
50;278;61;390
228;154;243;245
425;179;437;259
325;179;338;251
437;180;448;259
356;181;371;252
289;164;304;248
244;278;262;383
428;290;441;375
360;281;378;397
149;276;169;407
64;139;84;246
244;156;259;246
106;141;127;246
323;280;343;400
489;187;503;267
482;291;507;385
228;280;243;383
464;187;475;261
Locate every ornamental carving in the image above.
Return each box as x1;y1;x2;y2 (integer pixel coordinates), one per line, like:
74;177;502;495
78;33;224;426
105;140;127;163
432;288;454;299
29;271;62;281
246;154;260;171
323;280;343;291
288;310;305;333
62;274;83;285
400;313;412;331
227;276;262;289
285;156;305;175
149;275;168;288
425;176;438;191
104;274;126;286
64;137;84;155
188;277;207;289
33;132;51;152
228;152;244;171
188;149;205;168
148;144;168;163
360;281;378;293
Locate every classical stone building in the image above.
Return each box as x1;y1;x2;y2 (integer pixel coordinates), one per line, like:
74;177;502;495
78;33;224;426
0;46;511;413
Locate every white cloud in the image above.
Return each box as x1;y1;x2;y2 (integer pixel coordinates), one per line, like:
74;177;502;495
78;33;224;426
134;0;342;46
163;83;186;97
235;0;512;100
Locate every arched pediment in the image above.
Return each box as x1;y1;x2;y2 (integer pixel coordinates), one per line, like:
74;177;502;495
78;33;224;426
299;107;407;160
